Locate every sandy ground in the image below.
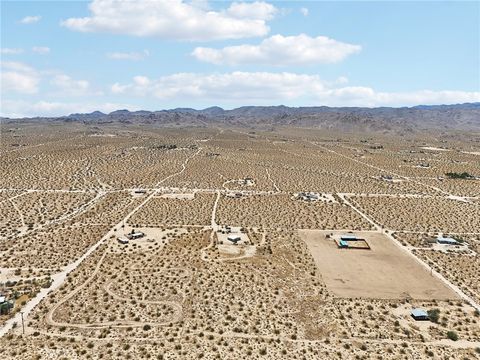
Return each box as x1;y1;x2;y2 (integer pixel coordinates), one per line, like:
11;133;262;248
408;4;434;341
300;230;458;300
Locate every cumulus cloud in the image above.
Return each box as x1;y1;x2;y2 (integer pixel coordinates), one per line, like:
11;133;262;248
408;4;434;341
0;60;94;97
1;61;40;94
20;15;41;24
300;7;309;16
110;72;323;101
50;74;90;95
61;0;276;41
192;34;361;66
1;99;138;118
107;50;149;61
109;71;480;107
1;48;24;55
32;46;50;54
226;1;277;20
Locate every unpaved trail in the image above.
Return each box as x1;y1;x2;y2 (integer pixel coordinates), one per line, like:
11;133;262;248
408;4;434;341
266;168;280;192
310;141;453;196
339;194;480;312
0;147;205;338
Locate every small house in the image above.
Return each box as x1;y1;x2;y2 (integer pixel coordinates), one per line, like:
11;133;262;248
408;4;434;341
411;308;429;321
227;235;241;244
126;231;145;240
117;237;129;244
437;236;458;245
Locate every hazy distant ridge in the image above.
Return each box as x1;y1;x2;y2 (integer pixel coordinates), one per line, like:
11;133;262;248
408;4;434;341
4;103;480;132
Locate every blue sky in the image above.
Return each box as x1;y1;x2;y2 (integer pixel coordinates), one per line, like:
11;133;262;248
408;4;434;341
1;0;479;117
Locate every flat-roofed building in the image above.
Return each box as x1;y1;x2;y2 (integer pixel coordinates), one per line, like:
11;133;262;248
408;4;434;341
227;235;241;243
126;231;145;240
437;236;458;245
117;237;129;244
411;308;429;321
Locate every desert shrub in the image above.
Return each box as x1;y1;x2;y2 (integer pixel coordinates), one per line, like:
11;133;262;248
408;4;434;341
427;309;440;323
446;331;458;341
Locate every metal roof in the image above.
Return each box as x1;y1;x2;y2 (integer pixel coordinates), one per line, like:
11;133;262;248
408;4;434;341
341;234;357;240
411;308;428;317
437;236;458;244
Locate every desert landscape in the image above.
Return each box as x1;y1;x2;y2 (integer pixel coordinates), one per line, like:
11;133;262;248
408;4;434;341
0;117;479;360
2;0;479;357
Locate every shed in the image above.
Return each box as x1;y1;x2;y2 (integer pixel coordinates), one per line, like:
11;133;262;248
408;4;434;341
338;240;349;248
341;234;357;241
411;308;429;321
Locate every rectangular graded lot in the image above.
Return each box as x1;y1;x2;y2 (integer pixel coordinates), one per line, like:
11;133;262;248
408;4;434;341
300;230;457;300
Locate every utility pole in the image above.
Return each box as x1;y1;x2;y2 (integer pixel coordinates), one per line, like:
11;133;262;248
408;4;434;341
20;311;25;335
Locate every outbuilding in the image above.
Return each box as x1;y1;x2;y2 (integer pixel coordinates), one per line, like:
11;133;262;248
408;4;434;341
411;308;429;321
338;240;349;248
341;234;358;241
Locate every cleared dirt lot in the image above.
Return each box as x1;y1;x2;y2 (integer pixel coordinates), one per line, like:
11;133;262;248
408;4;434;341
300;230;457;300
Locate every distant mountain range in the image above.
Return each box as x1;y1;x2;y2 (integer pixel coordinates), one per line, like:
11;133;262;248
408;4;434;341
3;103;480;133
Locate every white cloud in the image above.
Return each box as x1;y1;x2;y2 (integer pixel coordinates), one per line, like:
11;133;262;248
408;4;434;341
1;99;138;118
20;15;41;24
1;48;24;55
1;61;40;94
32;46;50;54
0;61;97;98
107;50;149;61
111;82;129;94
300;7;309;16
192;34;361;66
61;0;276;41
110;72;324;101
109;71;480;107
226;1;277;20
50;74;90;95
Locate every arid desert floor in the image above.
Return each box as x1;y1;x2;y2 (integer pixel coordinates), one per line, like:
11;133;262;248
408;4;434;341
0;121;479;359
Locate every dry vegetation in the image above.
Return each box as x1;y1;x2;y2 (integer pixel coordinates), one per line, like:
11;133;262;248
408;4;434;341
0;122;479;359
217;194;374;230
130;193;216;227
350;195;480;233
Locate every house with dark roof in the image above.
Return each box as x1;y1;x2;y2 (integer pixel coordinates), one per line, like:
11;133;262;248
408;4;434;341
411;308;429;321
